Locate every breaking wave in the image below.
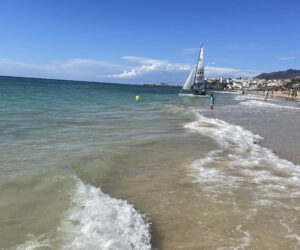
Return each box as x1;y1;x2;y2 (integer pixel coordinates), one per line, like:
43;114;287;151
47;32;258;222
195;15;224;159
16;179;152;250
240;100;300;110
185;112;300;195
185;111;300;247
234;94;264;101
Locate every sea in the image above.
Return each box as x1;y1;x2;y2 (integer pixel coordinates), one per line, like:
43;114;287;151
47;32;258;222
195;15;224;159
1;76;300;249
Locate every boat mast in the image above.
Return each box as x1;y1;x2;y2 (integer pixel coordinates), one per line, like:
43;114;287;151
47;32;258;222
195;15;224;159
193;42;205;91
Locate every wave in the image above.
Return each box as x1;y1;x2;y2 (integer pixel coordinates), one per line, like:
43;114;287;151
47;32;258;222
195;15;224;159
240;100;300;110
185;112;300;200
161;104;186;114
213;90;240;94
185;111;300;246
60;180;151;250
234;94;264;101
16;179;151;250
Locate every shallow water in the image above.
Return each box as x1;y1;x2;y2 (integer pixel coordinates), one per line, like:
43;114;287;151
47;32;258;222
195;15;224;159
1;76;300;249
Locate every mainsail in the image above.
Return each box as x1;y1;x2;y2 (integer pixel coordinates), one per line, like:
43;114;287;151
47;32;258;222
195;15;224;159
180;42;205;95
182;69;195;90
191;43;205;93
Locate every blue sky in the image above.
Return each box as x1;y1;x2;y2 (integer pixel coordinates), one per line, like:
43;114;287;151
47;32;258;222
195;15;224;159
0;0;300;84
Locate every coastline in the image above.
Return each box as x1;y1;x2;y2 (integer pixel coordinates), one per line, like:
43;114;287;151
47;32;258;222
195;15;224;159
232;90;300;165
246;90;300;101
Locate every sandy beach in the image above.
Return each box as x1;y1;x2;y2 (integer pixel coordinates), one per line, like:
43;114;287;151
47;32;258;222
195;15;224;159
247;90;300;101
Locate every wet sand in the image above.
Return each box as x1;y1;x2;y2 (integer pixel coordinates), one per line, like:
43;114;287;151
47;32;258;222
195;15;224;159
247;90;300;101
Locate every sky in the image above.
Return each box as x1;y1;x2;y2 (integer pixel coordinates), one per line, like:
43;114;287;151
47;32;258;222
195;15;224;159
0;0;300;84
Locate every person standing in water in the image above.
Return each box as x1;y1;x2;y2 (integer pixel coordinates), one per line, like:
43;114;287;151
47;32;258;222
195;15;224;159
291;90;294;101
264;89;269;102
210;93;215;110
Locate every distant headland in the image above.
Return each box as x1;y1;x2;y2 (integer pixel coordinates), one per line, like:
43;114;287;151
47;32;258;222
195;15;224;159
255;69;300;80
143;82;182;87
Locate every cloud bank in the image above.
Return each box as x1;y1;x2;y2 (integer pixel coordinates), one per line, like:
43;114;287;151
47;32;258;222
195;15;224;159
110;56;258;80
0;58;122;81
0;56;257;84
110;56;192;79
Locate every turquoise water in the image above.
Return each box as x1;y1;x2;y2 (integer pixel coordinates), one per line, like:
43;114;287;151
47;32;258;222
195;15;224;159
1;77;179;175
1;76;300;249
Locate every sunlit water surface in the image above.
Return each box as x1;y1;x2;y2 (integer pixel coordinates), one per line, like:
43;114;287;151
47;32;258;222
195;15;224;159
1;76;300;249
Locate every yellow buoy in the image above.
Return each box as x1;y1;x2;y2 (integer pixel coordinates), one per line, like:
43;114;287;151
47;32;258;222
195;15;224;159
136;95;140;101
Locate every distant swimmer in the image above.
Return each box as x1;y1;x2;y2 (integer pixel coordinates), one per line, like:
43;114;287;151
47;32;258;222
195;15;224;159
264;89;269;102
210;93;215;110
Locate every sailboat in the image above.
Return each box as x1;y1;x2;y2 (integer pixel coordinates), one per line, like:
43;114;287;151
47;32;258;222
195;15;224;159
179;42;207;96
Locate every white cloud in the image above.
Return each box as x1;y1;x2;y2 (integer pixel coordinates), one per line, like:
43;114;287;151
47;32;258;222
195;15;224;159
0;56;258;84
276;56;296;60
205;66;258;78
110;56;257;79
0;58;123;81
110;56;193;78
120;56;161;64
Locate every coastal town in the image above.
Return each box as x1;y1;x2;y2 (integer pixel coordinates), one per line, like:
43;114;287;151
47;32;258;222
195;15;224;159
145;77;300;92
144;68;300;92
206;77;300;91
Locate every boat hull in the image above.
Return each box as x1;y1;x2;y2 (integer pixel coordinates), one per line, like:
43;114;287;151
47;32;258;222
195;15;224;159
179;93;209;97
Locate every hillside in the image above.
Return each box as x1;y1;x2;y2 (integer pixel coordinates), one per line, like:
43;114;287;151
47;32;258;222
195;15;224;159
255;69;300;79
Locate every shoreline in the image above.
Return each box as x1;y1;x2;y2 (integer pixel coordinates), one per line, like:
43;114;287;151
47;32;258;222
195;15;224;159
246;90;300;101
235;90;300;165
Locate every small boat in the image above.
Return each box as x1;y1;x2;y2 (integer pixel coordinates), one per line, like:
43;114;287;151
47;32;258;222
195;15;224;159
179;42;207;97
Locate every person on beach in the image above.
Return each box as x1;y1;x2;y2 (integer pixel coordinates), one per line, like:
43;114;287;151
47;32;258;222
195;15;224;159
210;94;215;110
291;90;294;101
264;89;269;102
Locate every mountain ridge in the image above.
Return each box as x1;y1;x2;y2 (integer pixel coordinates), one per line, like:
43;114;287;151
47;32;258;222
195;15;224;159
255;69;300;79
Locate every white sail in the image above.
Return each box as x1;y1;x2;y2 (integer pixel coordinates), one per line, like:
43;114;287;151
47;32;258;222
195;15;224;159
179;42;207;96
182;69;195;90
192;42;205;92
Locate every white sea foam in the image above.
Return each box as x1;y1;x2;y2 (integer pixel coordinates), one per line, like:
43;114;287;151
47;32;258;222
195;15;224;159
185;112;300;200
191;150;243;187
213;91;240;94
16;179;151;250
280;219;300;245
234;94;264;101
60;180;151;250
216;225;253;250
185;113;263;148
185;112;300;246
233;225;253;250
16;235;52;250
240;100;300;110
